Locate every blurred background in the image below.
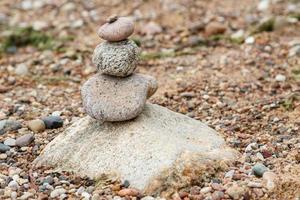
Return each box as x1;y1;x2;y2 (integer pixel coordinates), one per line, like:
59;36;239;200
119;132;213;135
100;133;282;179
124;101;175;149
0;0;299;199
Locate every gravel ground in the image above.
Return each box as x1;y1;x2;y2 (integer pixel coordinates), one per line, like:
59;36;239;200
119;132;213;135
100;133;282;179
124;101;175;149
0;0;299;199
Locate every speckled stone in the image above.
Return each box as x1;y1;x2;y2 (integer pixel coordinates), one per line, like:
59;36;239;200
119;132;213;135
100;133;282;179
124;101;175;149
81;73;157;122
92;40;139;77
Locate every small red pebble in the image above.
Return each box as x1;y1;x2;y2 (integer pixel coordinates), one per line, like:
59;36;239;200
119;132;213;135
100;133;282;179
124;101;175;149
179;191;189;198
189;194;204;200
117;188;139;197
262;149;273;158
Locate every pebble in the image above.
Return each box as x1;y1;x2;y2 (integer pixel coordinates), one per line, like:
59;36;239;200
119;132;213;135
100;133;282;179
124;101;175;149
42;116;63;129
200;186;212;194
245;36;255;44
275;74;286;82
27;119;46;133
76;186;85;195
289;45;300;57
0;120;22;135
60;193;68;199
245;142;258;152
15;64;29;76
11;191;17;199
8;180;19;191
117;188;139;197
247;181;263;188
205;22;227;36
226;184;245;200
92;193;101;200
0;153;7;159
4;138;16;146
212;191;224;200
0;143;10;153
81;191;91;199
50;188;66;198
71;19;84;28
122;180;130;188
43;176;54;185
92;40;139;77
98;16;134;42
142;21;163;36
21;0;33;10
19;192;33;200
32;21;48;31
16;133;34;147
252;163;268;177
9;167;22;176
256;152;265;161
211;183;224;191
263;171;277;190
257;0;270;11
113;196;122;200
52;111;62;117
231;30;244;40
225;170;235;178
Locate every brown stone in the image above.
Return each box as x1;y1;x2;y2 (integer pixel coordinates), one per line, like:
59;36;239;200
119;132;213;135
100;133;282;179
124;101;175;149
205;22;227;36
117;188;139;197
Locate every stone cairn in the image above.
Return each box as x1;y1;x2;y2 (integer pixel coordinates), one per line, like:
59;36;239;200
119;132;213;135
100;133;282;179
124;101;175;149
81;16;158;122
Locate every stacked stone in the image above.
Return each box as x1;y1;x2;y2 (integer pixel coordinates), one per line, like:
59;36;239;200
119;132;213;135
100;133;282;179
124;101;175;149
81;16;158;122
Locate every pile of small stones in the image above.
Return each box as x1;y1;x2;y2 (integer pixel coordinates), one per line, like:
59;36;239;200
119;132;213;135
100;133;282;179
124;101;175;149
0;115;63;157
81;15;158;122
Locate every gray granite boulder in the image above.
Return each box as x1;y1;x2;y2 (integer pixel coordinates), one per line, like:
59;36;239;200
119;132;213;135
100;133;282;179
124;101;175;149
34;103;237;197
81;73;157;122
92;40;139;77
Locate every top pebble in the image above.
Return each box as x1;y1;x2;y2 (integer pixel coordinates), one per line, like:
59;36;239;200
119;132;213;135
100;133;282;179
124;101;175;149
98;15;134;42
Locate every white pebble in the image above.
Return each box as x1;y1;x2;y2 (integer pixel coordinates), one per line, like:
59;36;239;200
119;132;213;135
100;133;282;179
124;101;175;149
50;188;66;198
15;64;28;76
248;181;263;188
52;111;62;117
200;186;212;194
231;30;244;39
245;36;255;44
275;74;286;82
8;180;19;191
81;191;91;200
19;192;34;200
11;191;17;199
257;0;270;11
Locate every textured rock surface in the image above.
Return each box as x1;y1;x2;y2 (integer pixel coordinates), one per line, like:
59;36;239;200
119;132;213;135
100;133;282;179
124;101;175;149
81;73;157;122
34;103;237;196
92;40;139;77
98;16;134;42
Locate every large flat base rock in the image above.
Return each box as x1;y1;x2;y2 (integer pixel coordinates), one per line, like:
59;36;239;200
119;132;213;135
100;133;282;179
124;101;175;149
34;103;237;196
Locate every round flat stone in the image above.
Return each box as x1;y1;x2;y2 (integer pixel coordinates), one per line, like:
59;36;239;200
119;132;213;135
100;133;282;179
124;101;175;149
81;73;157;122
92;40;139;77
98;16;134;42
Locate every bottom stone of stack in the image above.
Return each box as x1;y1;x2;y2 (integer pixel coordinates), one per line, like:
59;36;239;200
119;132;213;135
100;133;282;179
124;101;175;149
34;103;238;197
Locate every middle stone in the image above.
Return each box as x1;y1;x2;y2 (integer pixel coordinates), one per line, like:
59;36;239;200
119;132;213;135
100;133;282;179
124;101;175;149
92;40;140;77
81;73;158;122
